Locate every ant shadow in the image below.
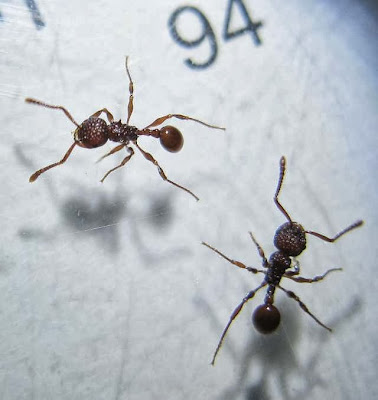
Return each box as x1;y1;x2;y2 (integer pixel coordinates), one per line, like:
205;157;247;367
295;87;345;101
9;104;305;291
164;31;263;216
15;145;188;266
195;293;361;400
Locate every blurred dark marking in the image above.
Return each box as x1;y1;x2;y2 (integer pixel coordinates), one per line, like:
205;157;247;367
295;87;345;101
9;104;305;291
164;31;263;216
24;0;45;29
148;196;173;230
359;0;378;20
0;1;44;28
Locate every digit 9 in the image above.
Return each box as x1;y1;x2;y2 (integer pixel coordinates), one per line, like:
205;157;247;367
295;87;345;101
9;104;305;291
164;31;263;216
168;6;218;69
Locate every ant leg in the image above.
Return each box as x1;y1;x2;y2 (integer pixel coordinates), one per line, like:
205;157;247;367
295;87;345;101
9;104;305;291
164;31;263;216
125;56;134;124
284;258;301;277
274;156;293;223
143;114;225;131
97;144;125;163
305;220;363;242
29;142;77;182
134;141;199;201
285;268;342;283
25;98;79;127
100;146;134;183
90;108;114;123
211;283;267;365
248;232;268;268
278;285;332;331
202;242;266;274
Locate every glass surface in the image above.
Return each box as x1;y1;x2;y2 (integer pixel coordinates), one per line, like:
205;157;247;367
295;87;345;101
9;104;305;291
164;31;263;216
0;0;376;399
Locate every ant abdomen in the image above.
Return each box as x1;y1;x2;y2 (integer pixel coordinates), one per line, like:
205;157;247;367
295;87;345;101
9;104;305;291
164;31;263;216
252;304;281;334
274;222;306;256
159;125;184;152
74;118;108;148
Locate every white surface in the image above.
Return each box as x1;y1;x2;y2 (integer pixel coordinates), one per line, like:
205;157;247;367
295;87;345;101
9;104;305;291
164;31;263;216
0;0;377;399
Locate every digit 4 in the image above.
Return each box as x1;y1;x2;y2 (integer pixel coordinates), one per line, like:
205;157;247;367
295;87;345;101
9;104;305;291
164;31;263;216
223;0;263;46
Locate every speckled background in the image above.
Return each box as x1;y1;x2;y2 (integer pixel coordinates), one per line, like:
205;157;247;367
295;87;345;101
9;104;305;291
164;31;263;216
0;1;376;399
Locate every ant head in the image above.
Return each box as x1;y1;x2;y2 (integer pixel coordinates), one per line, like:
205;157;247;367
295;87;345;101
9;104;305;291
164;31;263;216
274;222;306;256
252;304;281;334
159;126;184;152
75;118;108;149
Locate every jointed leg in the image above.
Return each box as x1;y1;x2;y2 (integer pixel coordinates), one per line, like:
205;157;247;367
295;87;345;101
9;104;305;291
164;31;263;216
284;258;301;277
278;285;332;331
100;146;134;183
125;56;134;124
249;232;268;268
202;242;265;274
90;108;114;123
285;267;342;283
97;144;125;163
134;141;199;201
143;114;225;131
306;220;363;242
29;142;77;182
25;98;79;127
211;283;267;365
274;156;292;223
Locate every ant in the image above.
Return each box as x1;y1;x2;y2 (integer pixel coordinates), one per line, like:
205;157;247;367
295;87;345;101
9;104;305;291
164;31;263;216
202;156;363;365
25;57;225;201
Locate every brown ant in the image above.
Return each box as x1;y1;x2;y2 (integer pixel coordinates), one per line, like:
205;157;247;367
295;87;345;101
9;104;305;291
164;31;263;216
25;57;225;201
202;156;363;365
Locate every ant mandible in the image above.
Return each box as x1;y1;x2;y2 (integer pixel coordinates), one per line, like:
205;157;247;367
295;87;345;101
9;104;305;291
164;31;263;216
25;57;225;201
202;156;363;365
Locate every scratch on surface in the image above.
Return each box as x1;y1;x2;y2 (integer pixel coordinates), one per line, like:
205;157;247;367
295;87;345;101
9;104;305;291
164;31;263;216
0;84;20;98
69;210;172;235
113;277;133;400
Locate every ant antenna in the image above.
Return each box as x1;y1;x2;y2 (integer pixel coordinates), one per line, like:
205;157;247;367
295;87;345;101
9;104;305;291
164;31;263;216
274;156;293;223
125;56;134;124
306;220;364;242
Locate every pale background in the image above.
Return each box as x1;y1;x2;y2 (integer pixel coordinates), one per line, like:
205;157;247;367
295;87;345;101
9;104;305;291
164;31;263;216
0;0;376;399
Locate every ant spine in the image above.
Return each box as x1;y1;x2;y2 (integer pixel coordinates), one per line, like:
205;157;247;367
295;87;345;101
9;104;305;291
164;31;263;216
203;156;363;365
26;57;225;200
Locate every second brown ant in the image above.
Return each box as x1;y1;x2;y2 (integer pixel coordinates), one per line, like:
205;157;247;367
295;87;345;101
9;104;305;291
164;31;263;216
203;156;363;365
25;57;225;201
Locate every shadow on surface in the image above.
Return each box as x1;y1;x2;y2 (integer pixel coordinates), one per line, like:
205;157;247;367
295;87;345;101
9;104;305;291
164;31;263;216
195;291;361;400
15;145;180;261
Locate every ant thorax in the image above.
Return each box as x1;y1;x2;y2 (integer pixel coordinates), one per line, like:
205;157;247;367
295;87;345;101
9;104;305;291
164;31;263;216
108;121;138;143
265;252;291;285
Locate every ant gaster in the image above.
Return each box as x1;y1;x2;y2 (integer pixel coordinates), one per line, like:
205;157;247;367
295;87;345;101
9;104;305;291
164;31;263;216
25;57;225;201
203;156;363;365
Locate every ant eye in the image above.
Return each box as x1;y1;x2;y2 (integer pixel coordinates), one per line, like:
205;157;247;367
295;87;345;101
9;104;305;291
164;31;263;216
252;304;281;334
159;125;184;152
